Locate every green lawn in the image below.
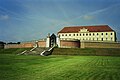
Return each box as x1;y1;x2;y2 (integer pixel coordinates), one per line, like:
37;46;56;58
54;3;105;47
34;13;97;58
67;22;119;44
0;52;120;80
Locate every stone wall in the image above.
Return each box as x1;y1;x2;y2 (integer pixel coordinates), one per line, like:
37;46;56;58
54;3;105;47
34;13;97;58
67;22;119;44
60;40;80;48
4;40;47;49
81;42;120;48
60;40;120;48
4;42;34;49
3;40;120;49
38;41;46;47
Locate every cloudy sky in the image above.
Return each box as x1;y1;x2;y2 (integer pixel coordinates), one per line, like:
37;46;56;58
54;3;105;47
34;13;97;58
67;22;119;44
0;0;120;42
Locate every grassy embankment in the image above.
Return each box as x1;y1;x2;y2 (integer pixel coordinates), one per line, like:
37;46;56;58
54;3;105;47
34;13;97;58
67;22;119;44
52;48;120;56
0;48;120;80
0;48;31;54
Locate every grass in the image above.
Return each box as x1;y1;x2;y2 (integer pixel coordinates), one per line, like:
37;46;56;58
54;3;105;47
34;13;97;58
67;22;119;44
0;48;120;80
0;48;31;54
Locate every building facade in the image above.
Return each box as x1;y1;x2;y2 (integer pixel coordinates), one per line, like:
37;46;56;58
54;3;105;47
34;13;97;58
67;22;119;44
58;25;116;42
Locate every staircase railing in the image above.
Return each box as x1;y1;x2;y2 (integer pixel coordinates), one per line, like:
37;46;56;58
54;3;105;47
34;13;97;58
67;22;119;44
40;46;55;56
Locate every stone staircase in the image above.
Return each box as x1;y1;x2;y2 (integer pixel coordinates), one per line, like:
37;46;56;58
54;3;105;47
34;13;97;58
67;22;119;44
26;47;50;55
40;46;55;56
18;47;49;55
18;45;55;56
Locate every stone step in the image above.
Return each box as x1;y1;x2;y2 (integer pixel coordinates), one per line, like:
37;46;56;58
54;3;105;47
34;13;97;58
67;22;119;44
25;47;50;55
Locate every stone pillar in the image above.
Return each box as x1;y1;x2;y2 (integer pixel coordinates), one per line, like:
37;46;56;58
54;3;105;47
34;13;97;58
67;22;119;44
46;33;50;47
56;35;60;47
35;41;39;47
33;41;37;48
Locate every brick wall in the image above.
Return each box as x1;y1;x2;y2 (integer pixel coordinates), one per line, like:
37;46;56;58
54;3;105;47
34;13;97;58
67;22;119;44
82;42;120;48
60;40;80;48
23;43;34;48
38;41;46;47
4;40;120;49
4;42;34;49
4;41;46;49
60;40;120;48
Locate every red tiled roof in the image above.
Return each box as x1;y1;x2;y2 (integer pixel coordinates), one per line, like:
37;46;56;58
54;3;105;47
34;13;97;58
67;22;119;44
58;25;114;33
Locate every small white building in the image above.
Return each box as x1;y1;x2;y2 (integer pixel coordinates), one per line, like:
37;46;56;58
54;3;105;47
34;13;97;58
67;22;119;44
57;25;116;42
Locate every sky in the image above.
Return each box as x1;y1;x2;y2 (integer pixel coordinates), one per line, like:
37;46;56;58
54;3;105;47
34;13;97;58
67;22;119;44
0;0;120;42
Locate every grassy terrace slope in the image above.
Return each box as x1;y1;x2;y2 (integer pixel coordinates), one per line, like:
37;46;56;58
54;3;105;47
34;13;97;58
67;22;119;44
52;48;120;56
0;48;31;54
0;48;120;80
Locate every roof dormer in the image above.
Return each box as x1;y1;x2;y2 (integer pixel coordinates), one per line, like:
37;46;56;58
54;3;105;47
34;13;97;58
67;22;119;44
79;28;89;33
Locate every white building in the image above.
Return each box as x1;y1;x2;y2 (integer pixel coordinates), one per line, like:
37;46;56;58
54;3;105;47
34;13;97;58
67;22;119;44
58;25;116;42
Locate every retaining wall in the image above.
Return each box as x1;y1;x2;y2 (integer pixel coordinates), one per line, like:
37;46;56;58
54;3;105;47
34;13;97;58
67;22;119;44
38;41;46;47
4;42;34;49
81;42;120;48
60;40;80;48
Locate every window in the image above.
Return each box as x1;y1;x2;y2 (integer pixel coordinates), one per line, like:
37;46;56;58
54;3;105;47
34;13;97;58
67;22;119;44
97;38;98;41
111;38;113;40
80;34;81;36
83;33;84;36
93;38;94;40
106;33;108;35
62;34;64;36
93;33;95;36
101;38;103;41
101;33;103;35
73;34;75;36
77;34;78;36
97;33;99;35
111;33;113;35
106;38;107;40
86;33;88;36
89;33;91;36
65;34;67;36
69;34;71;36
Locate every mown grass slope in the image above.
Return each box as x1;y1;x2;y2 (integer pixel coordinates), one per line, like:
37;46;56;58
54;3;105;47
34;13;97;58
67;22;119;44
52;48;120;56
0;48;31;54
0;48;120;80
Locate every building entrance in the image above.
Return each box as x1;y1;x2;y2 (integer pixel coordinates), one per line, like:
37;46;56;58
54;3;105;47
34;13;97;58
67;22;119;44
50;34;56;47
